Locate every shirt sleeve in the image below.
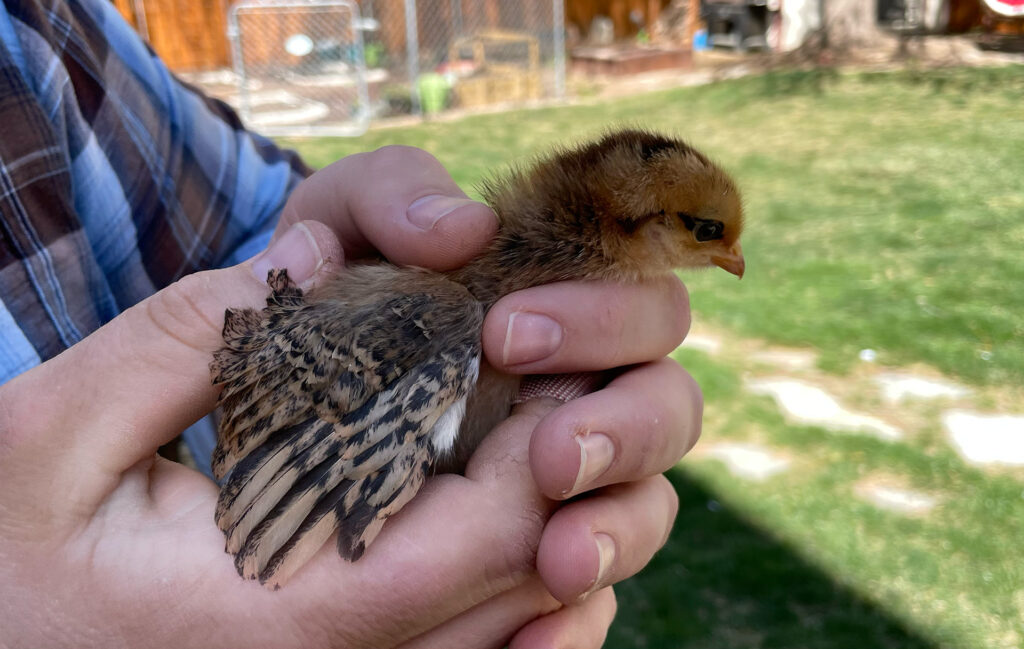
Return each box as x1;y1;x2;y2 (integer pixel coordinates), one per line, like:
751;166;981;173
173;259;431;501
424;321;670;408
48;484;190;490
78;0;312;275
0;0;314;376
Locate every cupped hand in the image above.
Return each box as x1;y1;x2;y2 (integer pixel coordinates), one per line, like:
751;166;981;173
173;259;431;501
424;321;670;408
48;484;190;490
0;146;701;649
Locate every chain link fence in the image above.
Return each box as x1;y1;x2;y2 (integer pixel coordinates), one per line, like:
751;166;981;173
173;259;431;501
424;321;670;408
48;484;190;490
225;0;565;135
227;0;371;136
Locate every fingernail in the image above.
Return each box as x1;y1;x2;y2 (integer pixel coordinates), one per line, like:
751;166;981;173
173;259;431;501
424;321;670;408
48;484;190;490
407;194;484;230
584;533;616;599
502;312;563;366
252;223;322;284
567;432;614;496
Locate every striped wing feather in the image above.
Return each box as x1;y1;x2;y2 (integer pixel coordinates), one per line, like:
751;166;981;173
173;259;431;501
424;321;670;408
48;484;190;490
210;267;482;587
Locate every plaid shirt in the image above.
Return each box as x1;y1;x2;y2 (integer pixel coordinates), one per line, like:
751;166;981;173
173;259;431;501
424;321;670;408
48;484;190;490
0;0;309;385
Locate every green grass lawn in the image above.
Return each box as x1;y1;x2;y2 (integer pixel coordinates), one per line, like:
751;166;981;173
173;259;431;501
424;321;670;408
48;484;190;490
285;66;1024;649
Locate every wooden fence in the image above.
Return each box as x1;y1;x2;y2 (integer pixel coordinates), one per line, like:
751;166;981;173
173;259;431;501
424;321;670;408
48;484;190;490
112;0;231;70
110;0;1020;73
111;0;679;72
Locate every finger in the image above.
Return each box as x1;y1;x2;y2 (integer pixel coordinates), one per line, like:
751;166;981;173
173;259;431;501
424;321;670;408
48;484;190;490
278;145;498;270
0;221;342;482
482;275;690;373
530;358;702;499
398;579;561;649
509;587;617;649
537;477;678;604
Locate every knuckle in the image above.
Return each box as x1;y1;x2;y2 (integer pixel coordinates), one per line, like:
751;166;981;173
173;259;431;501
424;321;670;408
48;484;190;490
0;364;63;453
643;470;684;544
141;271;222;354
658;475;680;518
553;589;616;649
659;359;704;454
366;144;438;175
626;395;673;475
666;356;701;401
605;586;619;618
594;299;630;367
596;294;628;336
652;475;680;548
661;275;691;346
679;370;704;452
0;383;20;458
501;505;547;580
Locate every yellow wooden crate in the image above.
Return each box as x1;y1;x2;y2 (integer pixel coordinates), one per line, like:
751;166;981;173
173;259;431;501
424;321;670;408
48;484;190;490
454;69;541;108
449;31;541;109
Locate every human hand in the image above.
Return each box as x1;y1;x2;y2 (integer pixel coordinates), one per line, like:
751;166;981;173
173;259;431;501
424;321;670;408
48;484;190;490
0;146;701;648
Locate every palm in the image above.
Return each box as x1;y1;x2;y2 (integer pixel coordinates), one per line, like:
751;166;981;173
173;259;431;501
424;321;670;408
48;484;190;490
64;409;551;649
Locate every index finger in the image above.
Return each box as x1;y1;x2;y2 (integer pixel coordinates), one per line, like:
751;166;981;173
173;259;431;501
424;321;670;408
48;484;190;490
277;145;498;271
482;274;691;373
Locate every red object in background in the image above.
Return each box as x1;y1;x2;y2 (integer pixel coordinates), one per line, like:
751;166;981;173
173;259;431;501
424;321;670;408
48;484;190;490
983;0;1024;17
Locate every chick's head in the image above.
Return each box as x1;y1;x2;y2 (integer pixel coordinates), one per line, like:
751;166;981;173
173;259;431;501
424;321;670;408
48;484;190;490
594;130;745;279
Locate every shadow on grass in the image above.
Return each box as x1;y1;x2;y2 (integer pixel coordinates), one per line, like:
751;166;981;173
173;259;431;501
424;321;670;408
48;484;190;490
607;468;937;649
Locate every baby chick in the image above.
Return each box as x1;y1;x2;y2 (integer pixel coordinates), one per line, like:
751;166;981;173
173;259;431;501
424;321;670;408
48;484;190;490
210;129;745;587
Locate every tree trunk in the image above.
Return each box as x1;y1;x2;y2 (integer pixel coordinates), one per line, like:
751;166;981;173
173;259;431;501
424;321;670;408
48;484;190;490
820;0;889;49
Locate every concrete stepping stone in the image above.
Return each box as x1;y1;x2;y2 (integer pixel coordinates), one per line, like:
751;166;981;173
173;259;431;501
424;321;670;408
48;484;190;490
854;480;938;515
750;349;817;370
746;378;903;441
704;442;791;481
874;372;971;403
679;333;722;355
942;410;1024;466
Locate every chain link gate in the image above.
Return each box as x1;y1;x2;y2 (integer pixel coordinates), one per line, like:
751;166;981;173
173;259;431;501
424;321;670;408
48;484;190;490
225;0;565;133
360;0;565;117
228;0;370;136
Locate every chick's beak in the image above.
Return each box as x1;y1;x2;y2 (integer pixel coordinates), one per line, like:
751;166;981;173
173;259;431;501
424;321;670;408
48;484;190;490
711;243;745;279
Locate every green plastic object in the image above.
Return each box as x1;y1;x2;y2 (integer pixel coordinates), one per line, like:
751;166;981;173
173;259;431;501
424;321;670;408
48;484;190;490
418;73;449;114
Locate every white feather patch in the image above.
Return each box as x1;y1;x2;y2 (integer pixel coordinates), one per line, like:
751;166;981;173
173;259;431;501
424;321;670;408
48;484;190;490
432;397;466;454
430;355;480;454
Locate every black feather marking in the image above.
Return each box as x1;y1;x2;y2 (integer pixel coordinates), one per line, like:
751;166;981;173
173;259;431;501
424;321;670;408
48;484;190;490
376;404;403;426
259;477;357;579
349;541;366;562
639;137;679;161
619;211;661;235
407;386;432;411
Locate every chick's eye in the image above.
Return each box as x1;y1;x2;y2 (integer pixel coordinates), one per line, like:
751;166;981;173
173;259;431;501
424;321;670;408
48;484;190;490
694;219;724;242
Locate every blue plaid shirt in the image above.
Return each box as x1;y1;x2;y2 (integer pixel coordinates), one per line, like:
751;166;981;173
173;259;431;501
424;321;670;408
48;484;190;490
0;0;310;468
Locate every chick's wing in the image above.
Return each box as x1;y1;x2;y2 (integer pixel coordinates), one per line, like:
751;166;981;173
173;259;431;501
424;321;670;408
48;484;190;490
210;266;482;586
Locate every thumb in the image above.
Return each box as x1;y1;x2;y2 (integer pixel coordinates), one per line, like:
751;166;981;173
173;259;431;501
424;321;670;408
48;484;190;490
1;221;342;480
277;145;498;271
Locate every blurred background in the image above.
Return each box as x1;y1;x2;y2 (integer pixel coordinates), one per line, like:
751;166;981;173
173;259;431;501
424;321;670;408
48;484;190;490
128;1;1023;647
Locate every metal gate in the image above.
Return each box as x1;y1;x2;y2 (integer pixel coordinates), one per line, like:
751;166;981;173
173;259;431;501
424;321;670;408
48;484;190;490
225;0;566;134
364;0;566;116
228;0;370;136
